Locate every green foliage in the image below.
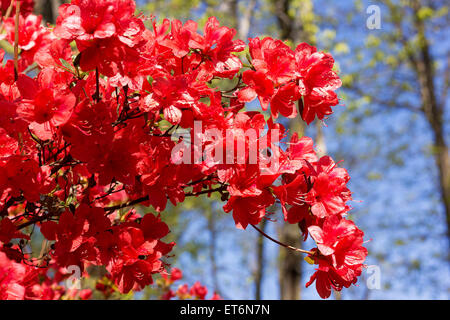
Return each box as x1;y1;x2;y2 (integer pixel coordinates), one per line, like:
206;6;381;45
142;0;201;21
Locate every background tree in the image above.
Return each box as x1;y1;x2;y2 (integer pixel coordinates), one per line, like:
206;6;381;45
351;0;449;243
34;0;65;23
322;0;449;298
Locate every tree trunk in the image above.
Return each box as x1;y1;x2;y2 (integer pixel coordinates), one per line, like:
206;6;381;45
34;0;63;24
278;223;303;299
254;218;266;299
411;0;450;245
238;0;256;40
207;209;221;295
272;0;294;41
315;120;327;157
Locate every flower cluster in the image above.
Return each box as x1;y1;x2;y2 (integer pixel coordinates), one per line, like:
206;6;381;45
39;205;174;294
159;267;222;300
0;251;92;300
0;0;366;299
239;38;342;123
1;0;34;17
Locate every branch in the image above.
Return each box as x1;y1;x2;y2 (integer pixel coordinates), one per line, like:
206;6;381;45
94;67;100;102
250;224;314;255
348;85;422;113
441;52;449;109
17;212;51;230
104;186;227;213
0;0;14;34
13;0;20;81
104;195;149;212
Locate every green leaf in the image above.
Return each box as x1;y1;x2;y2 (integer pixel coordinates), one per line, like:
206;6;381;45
59;58;74;71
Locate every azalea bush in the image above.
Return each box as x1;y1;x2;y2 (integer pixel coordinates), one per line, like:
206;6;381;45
0;0;367;300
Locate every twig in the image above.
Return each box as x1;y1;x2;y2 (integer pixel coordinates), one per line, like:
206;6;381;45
13;0;19;81
250;224;314;255
104;195;149;212
17;213;51;230
104;186;227;213
94;67;100;102
0;0;14;34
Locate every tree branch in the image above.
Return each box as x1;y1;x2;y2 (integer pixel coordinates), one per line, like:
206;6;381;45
250;223;314;255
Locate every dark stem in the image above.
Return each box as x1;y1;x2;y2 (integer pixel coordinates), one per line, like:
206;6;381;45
13;0;20;81
94;67;100;102
250;223;314;255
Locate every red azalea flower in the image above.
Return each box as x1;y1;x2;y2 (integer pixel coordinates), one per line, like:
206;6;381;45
0;0;34;16
305;156;352;218
0;13;53;68
272;174;310;224
248;37;296;85
176;283;189;297
210;292;222;300
0;251;42;300
223;189;275;230
295;43;342;124
0;252;27;300
78;289;93;300
270;82;301;119
238;70;274;110
0;128;18;157
34;39;73;70
150;75;207;125
170;267;183;282
54;0;134;42
189;17;245;80
160;289;175;300
40;211;87;254
189;281;208;300
95;213;174;294
111;227;160;293
1;14;44;51
54;0;145;76
160;19;198;58
0;156;54;202
285;133;318;170
306;216;367;298
0;218;30;244
16;76;76;140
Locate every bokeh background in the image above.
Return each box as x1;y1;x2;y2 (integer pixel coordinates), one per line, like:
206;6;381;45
27;0;450;299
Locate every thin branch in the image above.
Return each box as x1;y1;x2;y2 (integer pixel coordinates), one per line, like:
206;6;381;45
17;212;51;230
250;223;314;255
104;186;226;213
13;0;19;81
348;85;422;113
94;67;100;102
104;195;150;213
442;53;449;109
0;0;14;34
